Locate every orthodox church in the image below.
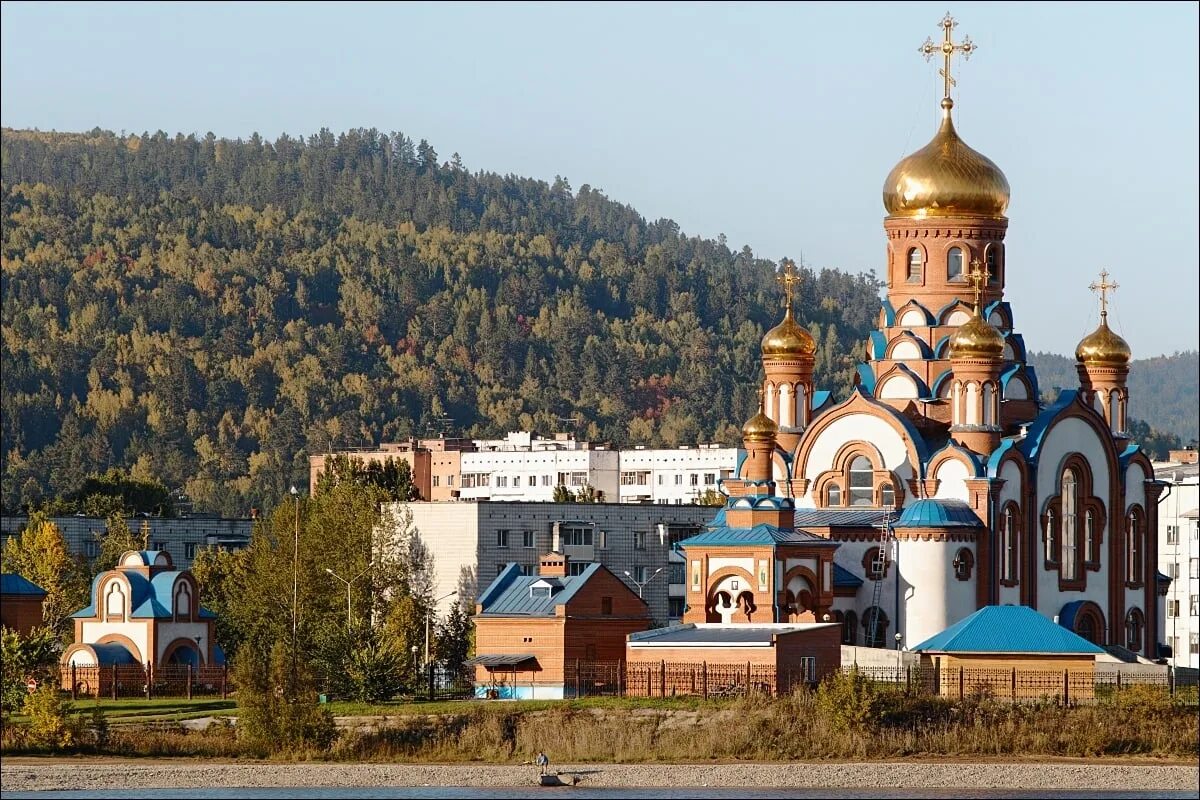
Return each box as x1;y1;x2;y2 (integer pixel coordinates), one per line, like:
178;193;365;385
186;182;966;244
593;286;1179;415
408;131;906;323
684;14;1165;661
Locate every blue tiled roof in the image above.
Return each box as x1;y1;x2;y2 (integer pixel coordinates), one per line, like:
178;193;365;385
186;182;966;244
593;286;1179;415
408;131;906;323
833;563;863;588
70;567;212;620
477;562;606;616
680;523;834;548
895;499;983;528
1;573;47;596
792;508;893;528
912;605;1104;655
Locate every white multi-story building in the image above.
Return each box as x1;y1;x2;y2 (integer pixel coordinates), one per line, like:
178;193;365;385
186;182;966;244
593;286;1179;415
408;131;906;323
617;445;741;505
392;501;717;624
457;433;619;503
1156;451;1199;669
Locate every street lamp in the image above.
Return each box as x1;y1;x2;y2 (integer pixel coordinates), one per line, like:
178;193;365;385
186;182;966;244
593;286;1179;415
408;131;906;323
623;567;665;599
289;485;300;697
325;566;371;629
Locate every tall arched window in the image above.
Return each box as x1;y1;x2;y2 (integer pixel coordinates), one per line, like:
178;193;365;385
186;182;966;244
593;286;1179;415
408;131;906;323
985;245;1000;283
947;247;964;281
1001;504;1018;584
1084;510;1095;570
842;610;858;645
1126;507;1144;585
880;482;895;509
1060;469;1079;580
1125;608;1144;652
849;456;874;506
863;607;889;648
907;248;923;282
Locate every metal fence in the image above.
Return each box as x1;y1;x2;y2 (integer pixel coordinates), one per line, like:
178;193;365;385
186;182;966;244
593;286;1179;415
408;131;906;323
564;659;827;699
839;665;1195;705
62;663;231;700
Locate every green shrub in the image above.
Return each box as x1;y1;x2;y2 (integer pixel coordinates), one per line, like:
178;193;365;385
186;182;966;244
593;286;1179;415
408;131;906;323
234;641;336;756
22;685;83;750
815;668;882;731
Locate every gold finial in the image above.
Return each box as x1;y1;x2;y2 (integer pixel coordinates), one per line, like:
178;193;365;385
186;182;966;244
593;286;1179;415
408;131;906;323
966;257;990;312
1088;269;1119;323
920;12;977;103
777;258;799;310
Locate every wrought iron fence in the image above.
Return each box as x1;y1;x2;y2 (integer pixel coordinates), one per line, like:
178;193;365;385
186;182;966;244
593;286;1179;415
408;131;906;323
61;663;230;700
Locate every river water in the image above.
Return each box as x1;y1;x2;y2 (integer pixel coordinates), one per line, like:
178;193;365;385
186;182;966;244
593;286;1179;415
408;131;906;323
2;789;1194;799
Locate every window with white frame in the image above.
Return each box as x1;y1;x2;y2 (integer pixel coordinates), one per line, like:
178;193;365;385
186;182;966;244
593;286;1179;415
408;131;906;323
704;473;716;485
1167;599;1180;617
542;475;551;486
496;530;509;548
560;525;592;546
567;561;591;577
522;530;535;548
1191;594;1199;616
185;542;198;559
689;474;699;486
633;530;646;550
1166;525;1179;544
621;472;637;486
674;474;683;486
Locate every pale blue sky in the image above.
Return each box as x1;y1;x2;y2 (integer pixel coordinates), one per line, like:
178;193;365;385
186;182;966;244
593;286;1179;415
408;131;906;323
2;1;1197;357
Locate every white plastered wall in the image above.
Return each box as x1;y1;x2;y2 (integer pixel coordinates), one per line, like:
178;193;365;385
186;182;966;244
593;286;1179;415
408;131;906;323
798;412;914;508
1124;462;1148;633
155;621;211;662
79;621;149;663
933;459;971;502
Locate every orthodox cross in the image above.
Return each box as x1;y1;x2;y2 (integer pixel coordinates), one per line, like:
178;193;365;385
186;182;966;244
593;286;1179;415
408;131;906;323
920;12;976;100
966;258;989;311
1089;269;1118;322
777;258;799;310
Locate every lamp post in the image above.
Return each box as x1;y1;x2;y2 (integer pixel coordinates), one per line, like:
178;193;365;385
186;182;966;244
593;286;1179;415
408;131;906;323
325;566;371;629
623;567;665;599
289;485;300;698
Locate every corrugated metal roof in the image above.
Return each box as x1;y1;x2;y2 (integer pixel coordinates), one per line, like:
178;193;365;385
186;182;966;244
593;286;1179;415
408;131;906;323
1;573;47;596
912;605;1104;655
833;563;863;588
477;562;604;616
464;653;537;667
680;524;834;548
793;509;892;528
894;499;983;528
629;623;835;646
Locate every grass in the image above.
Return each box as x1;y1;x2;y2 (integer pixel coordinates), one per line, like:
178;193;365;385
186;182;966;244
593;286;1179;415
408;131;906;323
324;694;726;717
7;697;237;726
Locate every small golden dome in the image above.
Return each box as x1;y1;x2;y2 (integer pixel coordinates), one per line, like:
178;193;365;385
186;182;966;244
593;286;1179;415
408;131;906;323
949;309;1004;360
883;99;1010;219
742;390;778;442
761;306;816;359
1075;318;1131;366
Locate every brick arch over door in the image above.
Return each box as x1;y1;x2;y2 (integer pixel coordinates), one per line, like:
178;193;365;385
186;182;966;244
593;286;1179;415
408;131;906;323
705;566;760;623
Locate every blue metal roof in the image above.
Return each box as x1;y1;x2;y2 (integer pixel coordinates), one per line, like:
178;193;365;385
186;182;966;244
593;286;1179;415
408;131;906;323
880;299;896;327
1018;389;1080;462
477;562;607;616
833;563;863;588
894;300;935;326
930;368;953;397
925;442;984;477
868;331;888;360
88;642;139;666
932;334;951;359
895;499;983;528
912;605;1105;655
680;523;834;548
811;390;832;410
1;573;47;596
856;363;877;395
70;568;214;620
793;508;893;528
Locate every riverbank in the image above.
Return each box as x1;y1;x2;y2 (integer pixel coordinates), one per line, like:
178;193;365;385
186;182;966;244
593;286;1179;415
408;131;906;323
2;758;1197;793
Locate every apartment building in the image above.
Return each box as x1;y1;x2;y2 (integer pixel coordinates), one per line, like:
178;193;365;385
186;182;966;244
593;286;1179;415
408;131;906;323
1156;450;1200;669
308;438;475;500
617;445;741;505
393;501;718;625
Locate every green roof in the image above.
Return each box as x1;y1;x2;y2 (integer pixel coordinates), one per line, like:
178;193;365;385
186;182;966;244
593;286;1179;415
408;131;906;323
912;605;1104;655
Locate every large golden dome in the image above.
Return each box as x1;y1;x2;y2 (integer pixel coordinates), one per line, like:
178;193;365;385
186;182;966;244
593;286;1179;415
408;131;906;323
949;309;1004;360
883;99;1010;219
1075;318;1131;366
761;305;816;359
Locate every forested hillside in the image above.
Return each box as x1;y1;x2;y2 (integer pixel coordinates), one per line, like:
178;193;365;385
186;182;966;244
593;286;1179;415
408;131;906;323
0;127;882;516
1028;351;1198;445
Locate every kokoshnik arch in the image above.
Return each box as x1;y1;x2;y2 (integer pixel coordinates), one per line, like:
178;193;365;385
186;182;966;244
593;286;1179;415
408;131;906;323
678;13;1166;659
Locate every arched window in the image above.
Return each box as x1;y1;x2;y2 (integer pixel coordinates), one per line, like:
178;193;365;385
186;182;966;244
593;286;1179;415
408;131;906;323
842;610;858;644
953;548;974;581
947;247;964;281
863;546;888;581
880;482;895;509
1125;608;1144;652
863;607;889;648
827;485;841;507
1060;469;1079;580
849;456;874;506
907;248;923;282
1001;504;1019;584
1077;612;1099;646
985;245;1000;283
1126;507;1144;585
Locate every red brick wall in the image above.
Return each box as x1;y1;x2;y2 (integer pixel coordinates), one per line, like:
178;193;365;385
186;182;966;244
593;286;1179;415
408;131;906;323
0;595;44;635
774;625;842;681
473;616;565;685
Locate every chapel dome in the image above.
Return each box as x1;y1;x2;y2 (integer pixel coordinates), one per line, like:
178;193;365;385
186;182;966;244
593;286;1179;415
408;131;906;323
883;99;1010;219
1075;319;1131;366
761;306;816;359
741;407;778;442
949;310;1004;360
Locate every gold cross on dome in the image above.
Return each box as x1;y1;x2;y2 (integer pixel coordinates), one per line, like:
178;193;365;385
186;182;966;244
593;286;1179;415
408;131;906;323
777;258;799;309
920;12;977;101
1089;269;1119;321
966;257;989;310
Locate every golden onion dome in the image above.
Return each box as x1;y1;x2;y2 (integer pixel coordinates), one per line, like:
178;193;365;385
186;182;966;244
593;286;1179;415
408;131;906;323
1075;317;1131;366
761;305;817;359
742;391;778;442
949;308;1004;361
883;99;1010;219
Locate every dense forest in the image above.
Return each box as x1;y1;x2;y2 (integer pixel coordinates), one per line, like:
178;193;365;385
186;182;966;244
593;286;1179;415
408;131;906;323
0;128;882;516
1028;351;1198;444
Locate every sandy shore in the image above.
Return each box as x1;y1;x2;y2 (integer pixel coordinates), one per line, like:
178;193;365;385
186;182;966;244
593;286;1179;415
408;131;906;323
1;760;1197;792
